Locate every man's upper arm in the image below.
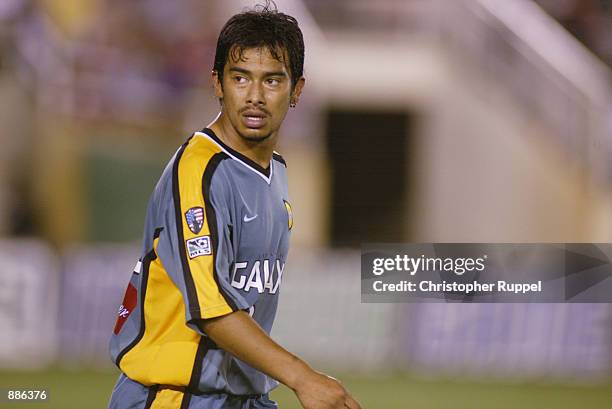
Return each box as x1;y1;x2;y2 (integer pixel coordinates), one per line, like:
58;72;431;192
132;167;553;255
155;145;247;331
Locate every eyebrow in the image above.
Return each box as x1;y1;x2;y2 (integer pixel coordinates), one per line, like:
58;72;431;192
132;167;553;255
229;67;288;77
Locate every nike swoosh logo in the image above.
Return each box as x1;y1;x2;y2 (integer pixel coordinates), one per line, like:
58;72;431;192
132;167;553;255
243;214;258;222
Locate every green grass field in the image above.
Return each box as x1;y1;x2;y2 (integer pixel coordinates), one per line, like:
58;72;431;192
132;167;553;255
0;368;610;409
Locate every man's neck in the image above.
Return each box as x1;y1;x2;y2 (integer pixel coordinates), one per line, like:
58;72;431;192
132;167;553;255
209;114;276;169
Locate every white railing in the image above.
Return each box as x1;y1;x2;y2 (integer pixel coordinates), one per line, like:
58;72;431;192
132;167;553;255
441;0;612;181
303;0;612;182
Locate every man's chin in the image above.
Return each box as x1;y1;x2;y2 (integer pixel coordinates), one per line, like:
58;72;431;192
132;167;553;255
240;129;272;142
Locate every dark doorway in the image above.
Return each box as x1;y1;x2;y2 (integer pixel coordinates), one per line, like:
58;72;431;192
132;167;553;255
326;109;412;247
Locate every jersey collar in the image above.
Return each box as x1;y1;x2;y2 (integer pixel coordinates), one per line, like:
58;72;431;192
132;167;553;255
196;128;273;184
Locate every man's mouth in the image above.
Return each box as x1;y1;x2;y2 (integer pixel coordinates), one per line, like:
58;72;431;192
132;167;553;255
242;110;268;129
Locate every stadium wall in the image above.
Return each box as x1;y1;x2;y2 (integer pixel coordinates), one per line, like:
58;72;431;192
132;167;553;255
0;240;610;381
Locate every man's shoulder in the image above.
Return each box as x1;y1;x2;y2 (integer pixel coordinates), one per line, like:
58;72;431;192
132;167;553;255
272;151;287;168
179;131;227;168
166;131;232;185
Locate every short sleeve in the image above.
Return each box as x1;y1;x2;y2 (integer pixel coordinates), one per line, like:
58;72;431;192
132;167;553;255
156;146;249;331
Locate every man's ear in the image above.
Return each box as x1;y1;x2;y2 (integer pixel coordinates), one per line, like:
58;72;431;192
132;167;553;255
290;76;306;106
212;70;223;99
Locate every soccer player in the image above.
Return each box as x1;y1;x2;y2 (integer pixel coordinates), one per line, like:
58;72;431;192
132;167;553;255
108;3;361;409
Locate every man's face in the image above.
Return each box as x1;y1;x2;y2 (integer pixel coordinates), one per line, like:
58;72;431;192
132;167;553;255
213;46;304;143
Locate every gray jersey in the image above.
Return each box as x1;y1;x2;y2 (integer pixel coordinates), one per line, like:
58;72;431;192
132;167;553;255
109;128;293;396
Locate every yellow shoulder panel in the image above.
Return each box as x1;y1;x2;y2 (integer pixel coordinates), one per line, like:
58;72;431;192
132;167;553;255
176;136;234;318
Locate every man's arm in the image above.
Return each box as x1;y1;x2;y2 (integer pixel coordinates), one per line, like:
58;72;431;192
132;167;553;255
199;310;362;409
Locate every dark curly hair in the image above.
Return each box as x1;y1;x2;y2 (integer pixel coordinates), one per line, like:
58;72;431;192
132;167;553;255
213;1;305;89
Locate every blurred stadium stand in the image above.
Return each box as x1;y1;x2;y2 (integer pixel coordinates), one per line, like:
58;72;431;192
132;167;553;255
0;0;611;389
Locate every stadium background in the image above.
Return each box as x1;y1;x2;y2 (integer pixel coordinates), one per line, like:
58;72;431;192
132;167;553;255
1;0;611;408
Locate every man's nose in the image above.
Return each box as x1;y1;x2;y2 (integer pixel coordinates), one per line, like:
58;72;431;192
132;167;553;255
246;82;265;105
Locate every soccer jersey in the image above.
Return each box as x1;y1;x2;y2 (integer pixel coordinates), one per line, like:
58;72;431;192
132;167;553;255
109;128;293;396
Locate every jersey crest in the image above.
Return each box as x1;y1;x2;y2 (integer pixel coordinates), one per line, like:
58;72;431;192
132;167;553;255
284;200;293;230
185;206;205;234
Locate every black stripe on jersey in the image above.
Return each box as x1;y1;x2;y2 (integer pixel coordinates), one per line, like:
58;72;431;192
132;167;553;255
172;135;202;319
186;336;209;395
202;152;240;312
201;128;271;178
115;227;163;367
228;225;234;249
144;385;159;409
180;392;192;409
272;152;287;167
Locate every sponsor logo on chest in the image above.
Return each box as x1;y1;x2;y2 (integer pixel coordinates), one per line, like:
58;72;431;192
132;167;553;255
231;259;284;294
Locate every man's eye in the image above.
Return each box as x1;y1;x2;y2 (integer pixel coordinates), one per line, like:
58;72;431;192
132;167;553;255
234;76;247;83
266;78;280;86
